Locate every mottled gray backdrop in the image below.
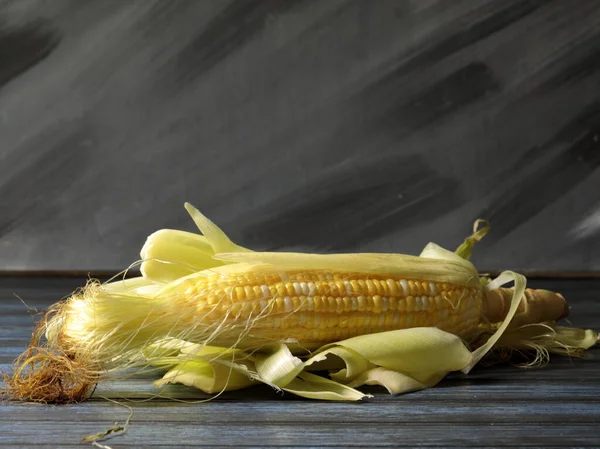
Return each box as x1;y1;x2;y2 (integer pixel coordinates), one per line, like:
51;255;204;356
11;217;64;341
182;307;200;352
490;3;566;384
1;0;599;272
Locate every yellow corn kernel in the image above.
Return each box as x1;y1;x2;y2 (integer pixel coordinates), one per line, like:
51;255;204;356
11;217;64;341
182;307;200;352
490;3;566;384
174;271;483;346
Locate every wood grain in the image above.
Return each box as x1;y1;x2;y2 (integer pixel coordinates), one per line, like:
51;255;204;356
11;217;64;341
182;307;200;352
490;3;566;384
0;1;599;272
0;276;598;447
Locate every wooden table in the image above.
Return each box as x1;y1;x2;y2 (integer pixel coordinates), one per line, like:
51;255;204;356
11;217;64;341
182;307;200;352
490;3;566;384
1;276;599;448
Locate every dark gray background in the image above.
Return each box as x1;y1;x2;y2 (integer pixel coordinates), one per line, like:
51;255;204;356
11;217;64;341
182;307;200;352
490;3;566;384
0;0;599;272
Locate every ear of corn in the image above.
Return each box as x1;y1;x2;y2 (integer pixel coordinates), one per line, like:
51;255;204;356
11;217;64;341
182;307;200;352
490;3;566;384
4;203;597;404
152;267;485;347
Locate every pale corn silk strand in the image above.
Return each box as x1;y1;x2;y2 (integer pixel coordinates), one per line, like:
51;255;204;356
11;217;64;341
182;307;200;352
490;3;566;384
2;204;597;406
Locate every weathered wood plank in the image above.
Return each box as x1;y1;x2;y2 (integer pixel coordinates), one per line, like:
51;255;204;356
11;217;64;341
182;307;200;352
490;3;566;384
1;422;600;447
3;400;599;424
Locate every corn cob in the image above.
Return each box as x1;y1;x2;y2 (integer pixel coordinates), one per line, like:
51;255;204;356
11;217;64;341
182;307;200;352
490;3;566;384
3;203;595;404
156;271;484;346
54;270;484;373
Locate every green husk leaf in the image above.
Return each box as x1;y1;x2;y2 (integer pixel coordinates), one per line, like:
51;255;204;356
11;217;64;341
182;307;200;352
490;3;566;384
454;219;490;260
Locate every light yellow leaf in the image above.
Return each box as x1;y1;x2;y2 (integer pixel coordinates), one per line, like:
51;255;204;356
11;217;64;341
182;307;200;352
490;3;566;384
214;251;480;287
554;326;598;349
184;203;250;254
155;358;256;394
282;372;369;401
495;323;598;356
419;242;478;270
151;344;368;400
143;338;197;368
179;344;245;358
140;229;223;283
347;367;430;394
326;327;472;386
103;277;157;294
306;346;374;382
465;270;526;372
254;343;305;388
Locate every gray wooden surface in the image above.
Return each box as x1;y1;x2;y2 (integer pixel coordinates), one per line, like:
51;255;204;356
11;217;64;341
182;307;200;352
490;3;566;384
0;0;600;272
0;275;598;447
